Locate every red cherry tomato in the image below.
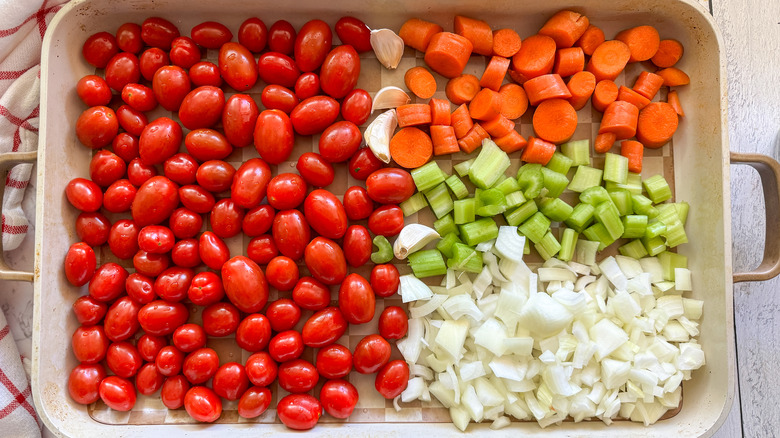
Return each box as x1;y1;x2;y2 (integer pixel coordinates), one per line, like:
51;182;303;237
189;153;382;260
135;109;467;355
136;362;165;395
341;89;373;125
64;242;96;286
265;257;300;291
172;324;206;354
213;362;249;401
103;296;142;342
320;45;360;99
184;386;222;423
133;250;171;277
179;185;215;214
272;209;311;261
278;359;319;393
99;376;136;411
125;272;155;305
75;212;111;247
366;168;416;204
105;52;141;92
161;375;190;409
268;20;296;55
179;86;226;130
290;96;340;136
296;152;334;187
72;295;106;326
116;104;148;137
112;133;139;163
189;61;222;87
368;205;405;237
304;237;347;285
88;262;128;302
223;94;259;148
127;157;157;186
295;20;332;72
292;276;331;311
370;264;400;298
154;267;194;302
164;153;198;185
236;314;272;352
196;160;236;192
231;158;271;209
137;334;166;362
254;109;294;165
261;85;299;114
202;302;241;337
139;48;169;81
121;83;157;112
183;347;220;384
77;75;112;106
141;17;180;50
138;300;189;336
277;394;322;430
188;271;224;306
152;65;191;111
82;31;118;68
343;186;375;221
191;21;233;49
68;363;106;404
210;199;245;239
138;225;175;254
75;106;118;149
268;330;304;363
342;225;372;268
139;117;183;165
245;351;277;386
238;386;272;419
131;176;179;227
242;204;275;236
316;344;353;379
221;256;269;313
335;17;373;53
320;379;359;419
219;42;258;91
170;208;205;240
353;334;391;374
338;273;375;325
116;22;143;53
349;147;384;180
266;298;301;332
379;306;408;340
199;231;230;270
247;234;279;265
108;219;139;259
103;179;136;213
72;325;109;364
375;360;410;399
303;189;348;239
170;242;199;271
185;128;233;161
89;150;126;188
238;17;268;53
294;73;320;100
302;307;347;348
267;173;307;210
318;121;361;163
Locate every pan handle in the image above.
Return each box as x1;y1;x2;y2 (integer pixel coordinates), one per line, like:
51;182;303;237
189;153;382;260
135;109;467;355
0;151;36;282
730;151;780;283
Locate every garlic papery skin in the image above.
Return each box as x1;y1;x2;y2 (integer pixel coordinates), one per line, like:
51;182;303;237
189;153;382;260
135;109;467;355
393;224;441;259
371;86;411;113
371;28;404;69
364;109;396;164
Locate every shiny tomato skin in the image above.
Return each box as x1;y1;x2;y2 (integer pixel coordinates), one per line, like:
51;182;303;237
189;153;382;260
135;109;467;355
125;273;155;305
64;242;96;287
353;334;391;374
82;31;118;68
267;173;307;210
343;186;374;221
292;276;331;311
135;362;165;395
99;376;136;411
138;225;175;254
152;65;191;111
319;379;359;419
139;117;182;165
261;85;299;114
189;61;222;87
127;158;157;187
239;17;268;53
335;17;372;52
231;158;271;209
338;273;375;325
254;109;294;165
89;150;126;187
303;189;348;239
154;267;194;302
183;348;220;385
318;121;361;163
116;22;143;53
242;204;275;236
266;298;301;332
108;219;139;259
348;147;384;180
375;360;410;399
265;257;300;291
370;264;400;298
295;73;320;100
77;75;112;106
341;89;372;125
72;295;106;326
304;237;347;285
277;394;322;430
179;185;216;214
245;351;277;386
103;296;142;342
343;225;372;268
184;386;222;423
221;255;269;313
236;314;272;352
169;36;201;68
121;83;157;112
302;307;347;348
366;168;415;204
137;334;166;362
112;133;139;163
172;238;200;268
75;106;118;149
169;208;203;239
116;104;148;137
156;345;187;375
219;42;258;91
196;160;236;192
202;301;241;337
172;324;206;353
368;205;405;237
272;209;311;261
268;330;304;363
132;176;179;227
141;17;180;50
68;363;106;405
103;179;136;213
238;386;272;419
290;96;340;136
296;152;334;187
199;231;229;270
247;234;278;265
191;21;233;49
188;271;224;306
88;262;128;302
223;94;259;148
213;362;249;401
179;86;226;130
139;48;169;81
320;45;360;99
105;52;141;92
138;300;189;336
210;198;245;238
133;250;170;277
268;20;296;54
316;344;352;379
161;375;190;409
71;325;109;364
164;153;198;186
278;359;319;394
75;212;111;246
295;20;332;72
379;306;408;340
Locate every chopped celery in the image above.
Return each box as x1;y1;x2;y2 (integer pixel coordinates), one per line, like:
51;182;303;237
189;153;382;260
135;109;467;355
603;153;629;184
632;194;659;218
545;152;574;175
411;161;446;192
474;188;483;211
505;191;526;208
504;200;538;227
535;231;561;260
469;139;510;189
657;251;687;281
371;235;393;263
619;239;649;259
675;202;690;225
517;163;542;179
479;188;506;206
565;203;595;232
433;214;458;237
447;243;483;273
424;182;454;219
476;205;506;216
408;249;447;278
574;239;600;266
445;175;469;200
643;175;672;204
622;215;648;239
641;235;666;256
436;232;462;259
454;158;475;177
655;203;680;224
517;164;544;199
644;221;667;239
579;186;611;206
453;198;476;224
609;189;634;216
400;192;427;216
606;172;643;195
561;139;590;166
540;167;569;198
518;212;551;244
558;228;579;261
495;177;521;195
538;197;574;222
459;217;499;246
594;201;624;240
568;165;604;193
583;222;616;251
663;220;688;248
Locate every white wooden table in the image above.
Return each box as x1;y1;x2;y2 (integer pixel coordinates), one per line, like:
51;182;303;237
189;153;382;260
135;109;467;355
0;0;776;436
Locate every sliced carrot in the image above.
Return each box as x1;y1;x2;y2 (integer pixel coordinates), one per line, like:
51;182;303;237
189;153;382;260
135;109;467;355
553;47;585;78
651;39;684;68
521;137;557;165
492;28;522;58
632;71;665;100
656;67;690;87
493;130;528;153
586;40;631;82
454;15;493;56
592;79;619;113
621;140;644;173
615;25;660;62
575;24;605;56
599;100;639;140
507;68;529;85
498;83;529;120
636;102;679;148
566;70;596;111
458;123;489;154
511;34;557;80
451;104;474;139
396;104;432;127
667;90;685;117
445;74;481;105
424;32;473;79
594;132;617;154
532;98;578;144
399;18;443;52
523;73;572;106
468;88;502;121
404;66;437;99
617;86;651;110
479;56;511;91
481;114;515;138
429;98;452;125
389;127;433;168
431;125;460;156
538;10;590;48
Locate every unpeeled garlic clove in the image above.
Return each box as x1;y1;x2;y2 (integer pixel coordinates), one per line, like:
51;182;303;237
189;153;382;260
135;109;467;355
371;86;411;113
393;224;441;260
364;109;397;163
371;28;404;70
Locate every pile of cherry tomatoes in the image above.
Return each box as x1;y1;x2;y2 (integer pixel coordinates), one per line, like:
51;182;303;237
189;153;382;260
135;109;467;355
64;15;416;430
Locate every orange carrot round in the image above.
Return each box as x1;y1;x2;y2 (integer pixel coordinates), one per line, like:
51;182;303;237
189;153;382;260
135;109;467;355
594;132;617;154
553;47;585;78
481;114;515;138
651;39;684;68
656;67;690;87
599;100;639;140
511;34;557;81
523;73;572;106
632;71;665;100
521;137;557;165
458;123;489;153
431;125;460;156
617;85;651;110
566;70;596;111
538;10;590;48
493;130;527;153
586;40;631;82
429;98;452;125
636;102;679;148
620;140;644;173
532;98;578;144
667;90;685;117
498;83;529;120
390;127;433;168
615;25;660;62
454;15;493;56
592;79;618;113
479;56;511;91
399;18;443;52
468;88;502;121
575;24;605;56
446;74;481;105
492;28;522;58
507;68;529;85
424;32;473;79
404;66;437;99
396;104;432;127
451;104;474;139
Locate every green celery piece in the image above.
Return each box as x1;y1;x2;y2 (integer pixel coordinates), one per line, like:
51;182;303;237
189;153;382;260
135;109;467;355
558;228;579;261
505;191;527;208
561;139;590;166
541;167;569;198
459;217;499;246
655;203;680;225
609;189;634;216
400;192;427;217
453;198;476;225
469;139;510;189
568;165;603;193
504;200;539;227
371;236;393;263
582;222;616;251
663;220;688;248
641;235;666;256
517;164;544;199
565;202;595;232
447;243;483;273
408;249;447;278
606;172;642;195
622;215;648;239
517;163;542;179
479;188;506;206
619;239;649;259
545;152;574;175
535;231;561;261
675;202;690;225
594;201;624;240
424;182;454;219
445;175;469;200
632;194;659;218
411;161;446;192
453;158;475;177
538;197;574;222
603;153;629;184
476;205;506;217
644;220;667;239
657;251;687;281
518;212;551;244
436;232;462;259
643;174;672;204
433;214;458;236
579;186;611;206
495;177;521;195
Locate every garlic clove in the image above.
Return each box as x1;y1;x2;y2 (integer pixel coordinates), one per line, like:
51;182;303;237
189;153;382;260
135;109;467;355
371;28;405;70
371;86;411;113
393;224;441;260
364;109;397;163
